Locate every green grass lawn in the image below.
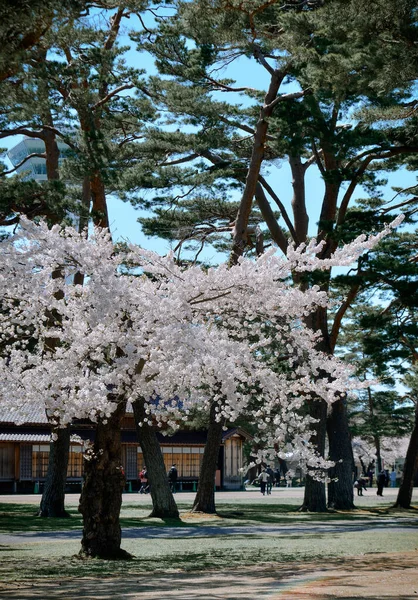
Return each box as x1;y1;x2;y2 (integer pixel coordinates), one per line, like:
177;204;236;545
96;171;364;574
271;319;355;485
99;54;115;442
0;500;417;582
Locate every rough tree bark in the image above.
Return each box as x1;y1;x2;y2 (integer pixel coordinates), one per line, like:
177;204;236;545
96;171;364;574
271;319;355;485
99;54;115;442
394;401;418;509
37;120;73;518
299;397;328;512
78;400;131;559
132;399;180;519
38;424;71;517
192;402;225;514
327;396;355;509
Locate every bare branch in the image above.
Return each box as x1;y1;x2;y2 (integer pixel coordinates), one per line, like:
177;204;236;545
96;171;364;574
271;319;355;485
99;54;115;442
0;153;46;177
159;153;199;167
92;84;135;110
258;175;298;243
254;181;289;253
311;138;325;177
267;89;307;111
330;282;361;352
0;127;45;141
253;45;277;77
203;75;259;93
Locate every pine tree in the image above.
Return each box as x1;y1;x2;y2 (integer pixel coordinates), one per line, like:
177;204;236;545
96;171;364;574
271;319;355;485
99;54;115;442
120;0;418;510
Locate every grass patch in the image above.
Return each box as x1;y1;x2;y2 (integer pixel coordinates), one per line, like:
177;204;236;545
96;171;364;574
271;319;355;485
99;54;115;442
0;529;417;582
0;499;417;583
0;503;82;533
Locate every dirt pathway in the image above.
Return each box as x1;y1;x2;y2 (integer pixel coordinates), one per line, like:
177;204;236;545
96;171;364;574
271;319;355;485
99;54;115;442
1;551;417;600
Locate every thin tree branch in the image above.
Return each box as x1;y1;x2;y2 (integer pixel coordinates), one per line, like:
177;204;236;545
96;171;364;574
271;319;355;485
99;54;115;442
159;153;199;167
329;282;361;353
92;83;135;110
258;175;298;243
0;127;45;140
0;153;46;177
267;89;307;111
254;181;289;253
311;138;326;177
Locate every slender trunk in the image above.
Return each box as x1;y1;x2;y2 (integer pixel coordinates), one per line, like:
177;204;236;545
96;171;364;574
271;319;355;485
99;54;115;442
289;155;308;244
299;397;328;512
230;69;284;265
327;396;355;509
78;400;131;559
38;424;71;517
192;403;225;514
374;435;383;473
132;400;179;519
38;116;71;517
394;401;418;509
367;387;382;473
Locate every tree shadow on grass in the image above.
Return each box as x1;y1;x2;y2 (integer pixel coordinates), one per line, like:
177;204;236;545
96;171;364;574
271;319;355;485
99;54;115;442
0;504;82;533
1;554;417;600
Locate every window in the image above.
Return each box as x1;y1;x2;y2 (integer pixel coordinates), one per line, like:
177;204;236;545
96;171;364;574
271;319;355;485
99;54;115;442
32;445;50;479
0;444;14;479
161;446;204;478
20;445;32;480
67;446;83;478
124;446;138;479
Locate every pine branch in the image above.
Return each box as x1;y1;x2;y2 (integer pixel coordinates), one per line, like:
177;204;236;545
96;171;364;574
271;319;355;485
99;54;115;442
0;153;46;177
330;282;362;353
92;84;135;110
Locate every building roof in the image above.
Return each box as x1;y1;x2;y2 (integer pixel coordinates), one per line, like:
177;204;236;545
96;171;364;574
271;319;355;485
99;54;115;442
0;404;252;444
0;433;51;443
0;405;47;425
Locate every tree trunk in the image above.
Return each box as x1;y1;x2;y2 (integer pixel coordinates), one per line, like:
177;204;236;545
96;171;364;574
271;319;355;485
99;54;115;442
38;424;71;518
394;401;418;509
374;435;383;474
327;396;355;509
132;400;180;520
192;403;225;514
90;171;109;228
78;400;131;559
299;397;328;512
230;69;284;265
44;127;60;182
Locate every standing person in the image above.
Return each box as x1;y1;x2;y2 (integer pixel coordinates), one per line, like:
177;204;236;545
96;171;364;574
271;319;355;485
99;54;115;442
168;464;178;493
367;468;374;488
266;466;274;495
259;468;269;496
274;468;281;487
285;470;293;488
389;469;397;488
354;477;367;496
376;470;386;496
138;466;148;494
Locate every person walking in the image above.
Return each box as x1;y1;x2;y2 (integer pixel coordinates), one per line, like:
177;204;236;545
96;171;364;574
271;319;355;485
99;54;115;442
259;468;269;496
389;469;397;488
266;466;274;495
354;477;367;496
376;470;386;496
138;467;149;494
168;464;178;493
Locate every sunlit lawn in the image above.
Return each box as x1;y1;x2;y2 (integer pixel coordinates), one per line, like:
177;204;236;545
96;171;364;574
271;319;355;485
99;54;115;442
0;495;417;582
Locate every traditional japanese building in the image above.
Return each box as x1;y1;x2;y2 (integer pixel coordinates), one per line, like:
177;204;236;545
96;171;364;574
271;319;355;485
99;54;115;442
0;406;251;494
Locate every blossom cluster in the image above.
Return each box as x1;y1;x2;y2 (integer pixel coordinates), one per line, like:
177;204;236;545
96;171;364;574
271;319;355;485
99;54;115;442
0;217;397;465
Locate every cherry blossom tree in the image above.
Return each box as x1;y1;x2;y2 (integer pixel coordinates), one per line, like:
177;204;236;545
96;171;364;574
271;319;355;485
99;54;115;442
0;216;401;558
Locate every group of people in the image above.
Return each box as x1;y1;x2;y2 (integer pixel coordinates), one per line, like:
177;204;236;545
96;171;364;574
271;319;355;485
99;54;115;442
138;463;178;494
354;468;397;497
253;466;292;495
